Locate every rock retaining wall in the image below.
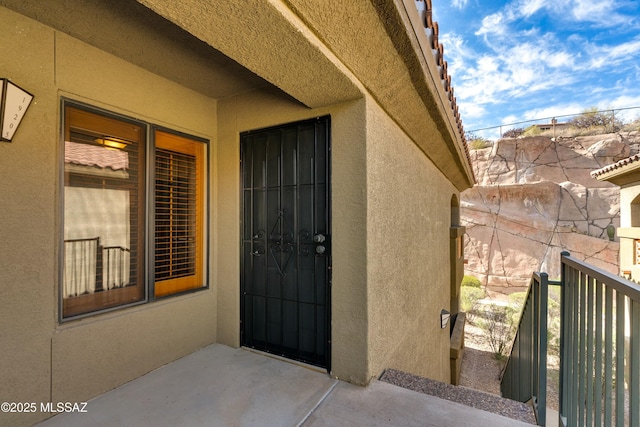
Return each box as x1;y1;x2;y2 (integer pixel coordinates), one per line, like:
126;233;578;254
462;132;640;295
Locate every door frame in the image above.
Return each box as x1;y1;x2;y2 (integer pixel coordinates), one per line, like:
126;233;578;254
239;116;332;371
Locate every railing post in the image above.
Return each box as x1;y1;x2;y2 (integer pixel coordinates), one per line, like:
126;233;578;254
537;272;548;425
500;272;550;426
585;276;594;427
559;251;569;427
616;292;625;425
604;286;613;424
552;250;640;426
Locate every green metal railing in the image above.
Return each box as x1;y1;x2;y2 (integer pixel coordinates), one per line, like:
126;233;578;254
559;251;640;427
501;272;559;425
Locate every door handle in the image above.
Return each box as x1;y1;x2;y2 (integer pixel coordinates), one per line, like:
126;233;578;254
250;248;264;256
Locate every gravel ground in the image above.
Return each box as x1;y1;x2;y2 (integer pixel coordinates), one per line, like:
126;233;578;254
380;369;537;425
379;322;538;425
460;322;504;394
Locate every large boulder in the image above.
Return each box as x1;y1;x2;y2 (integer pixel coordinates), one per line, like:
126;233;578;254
462;132;640;296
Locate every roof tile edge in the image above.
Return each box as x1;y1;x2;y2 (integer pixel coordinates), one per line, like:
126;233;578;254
591;153;640;179
414;0;473;181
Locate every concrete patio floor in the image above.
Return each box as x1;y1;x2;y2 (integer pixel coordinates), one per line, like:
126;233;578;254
36;344;534;426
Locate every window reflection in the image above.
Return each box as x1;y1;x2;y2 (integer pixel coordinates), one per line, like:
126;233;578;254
62;106;144;317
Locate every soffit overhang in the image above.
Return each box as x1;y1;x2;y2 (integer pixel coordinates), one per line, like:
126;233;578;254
285;0;475;190
2;0;474;190
136;0;363;108
138;0;475;190
0;0;276;100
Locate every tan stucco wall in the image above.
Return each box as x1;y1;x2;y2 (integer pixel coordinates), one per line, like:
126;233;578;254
215;88;457;385
2;3;470;423
0;8;217;425
0;11;55;427
215;88;371;384
619;184;640;228
617;184;640;280
365;99;455;383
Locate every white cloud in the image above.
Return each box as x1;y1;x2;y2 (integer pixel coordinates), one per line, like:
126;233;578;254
585;36;640;69
521;103;585;122
546;51;574;68
440;0;640;132
475;12;507;39
452;0;469;9
570;0;631;25
572;0;607;20
517;0;546;17
475;0;634;44
604;37;640;60
502;115;520;125
459;102;488;119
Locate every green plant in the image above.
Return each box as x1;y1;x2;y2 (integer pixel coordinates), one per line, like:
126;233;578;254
478;304;515;357
508;292;526;310
477;298;525;358
461;275;482;288
460;286;485;322
547;287;561;356
469;138;490;150
522;125;542;137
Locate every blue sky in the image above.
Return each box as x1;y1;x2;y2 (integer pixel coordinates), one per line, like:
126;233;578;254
432;0;640;139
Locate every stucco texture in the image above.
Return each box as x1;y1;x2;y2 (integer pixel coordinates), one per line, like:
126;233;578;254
0;10;56;427
1;2;472;424
214;86;456;385
215;88;372;384
0;8;217;425
617;184;640;280
365;99;454;384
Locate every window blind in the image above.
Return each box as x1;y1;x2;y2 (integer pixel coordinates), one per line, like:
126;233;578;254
155;148;197;281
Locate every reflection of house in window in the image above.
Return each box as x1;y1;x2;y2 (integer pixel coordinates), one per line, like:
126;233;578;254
63;106;145;318
65;141;132;292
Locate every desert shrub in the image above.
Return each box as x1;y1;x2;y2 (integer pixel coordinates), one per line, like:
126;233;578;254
502;127;524;138
508;292;526;312
547;287;561;356
461;275;482;288
564;125;605;136
522;125;542;137
478;303;519;358
622;118;640;132
460;286;485;323
469;138;490;150
465;132;491;150
568;106;624;132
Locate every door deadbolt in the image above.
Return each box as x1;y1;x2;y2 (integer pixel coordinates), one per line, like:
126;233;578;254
313;234;326;243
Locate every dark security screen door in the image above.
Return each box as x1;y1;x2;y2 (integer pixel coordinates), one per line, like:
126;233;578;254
240;116;331;369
